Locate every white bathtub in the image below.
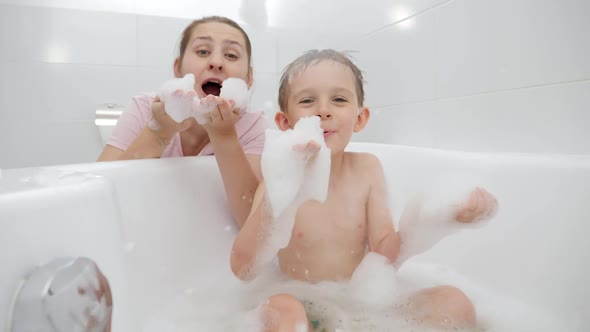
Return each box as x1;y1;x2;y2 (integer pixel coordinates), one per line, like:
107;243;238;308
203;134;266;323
1;143;589;331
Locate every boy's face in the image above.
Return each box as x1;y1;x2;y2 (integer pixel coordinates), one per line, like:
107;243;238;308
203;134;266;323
275;60;369;153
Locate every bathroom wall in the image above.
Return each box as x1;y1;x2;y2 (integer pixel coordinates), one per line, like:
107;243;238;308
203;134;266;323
349;0;590;154
0;0;588;169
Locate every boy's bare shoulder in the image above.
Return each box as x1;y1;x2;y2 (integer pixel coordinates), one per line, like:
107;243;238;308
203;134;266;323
344;151;383;172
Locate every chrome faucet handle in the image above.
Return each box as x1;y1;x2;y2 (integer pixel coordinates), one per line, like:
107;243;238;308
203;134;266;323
8;257;112;332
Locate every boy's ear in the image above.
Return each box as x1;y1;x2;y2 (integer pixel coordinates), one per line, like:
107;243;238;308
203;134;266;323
353;107;370;132
173;58;182;78
274;111;291;131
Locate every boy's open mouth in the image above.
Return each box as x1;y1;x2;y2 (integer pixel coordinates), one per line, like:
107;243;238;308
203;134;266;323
202;80;222;96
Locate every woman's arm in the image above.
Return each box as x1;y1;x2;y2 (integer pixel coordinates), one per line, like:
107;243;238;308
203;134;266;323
97;96;190;161
204;98;263;228
209;130;261;227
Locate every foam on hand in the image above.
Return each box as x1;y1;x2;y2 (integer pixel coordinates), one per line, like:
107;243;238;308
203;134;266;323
192;97;218;125
156;74;196;123
396;176;498;267
262;116;331;218
255;116;331;270
193;77;250;125
220;77;249;112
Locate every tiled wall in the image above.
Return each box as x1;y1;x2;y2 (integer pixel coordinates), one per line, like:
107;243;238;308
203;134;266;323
351;0;590;154
1;0;588;168
0;4;280;168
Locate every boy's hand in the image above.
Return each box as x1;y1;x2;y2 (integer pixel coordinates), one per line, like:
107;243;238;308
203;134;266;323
454;187;498;223
293;140;321;163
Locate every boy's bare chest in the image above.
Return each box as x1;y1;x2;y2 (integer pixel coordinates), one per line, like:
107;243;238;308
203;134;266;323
291;181;369;243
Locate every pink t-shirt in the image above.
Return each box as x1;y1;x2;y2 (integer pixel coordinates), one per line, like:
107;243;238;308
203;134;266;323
107;93;268;157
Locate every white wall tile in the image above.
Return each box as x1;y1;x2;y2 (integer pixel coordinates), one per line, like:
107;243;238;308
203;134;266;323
267;0;450;35
352;8;437;107
352;101;440;147
355;81;590;154
0;0;138;13
0;119;103;168
0;61;139;122
276;29;352;72
243;26;278;74
250;72;279;127
0;4;137;65
435;0;590;98
137;15;191;67
134;66;175;93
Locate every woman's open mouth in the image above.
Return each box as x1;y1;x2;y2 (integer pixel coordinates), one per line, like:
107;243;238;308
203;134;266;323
201;80;222;96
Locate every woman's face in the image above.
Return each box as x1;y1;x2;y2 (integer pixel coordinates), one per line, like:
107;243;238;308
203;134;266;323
174;22;252;98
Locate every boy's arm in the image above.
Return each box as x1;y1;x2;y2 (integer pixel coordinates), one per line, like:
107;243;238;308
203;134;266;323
366;154;401;264
230;181;270;280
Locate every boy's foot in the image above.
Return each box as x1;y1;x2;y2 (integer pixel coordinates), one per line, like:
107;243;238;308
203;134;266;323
454;187;498;223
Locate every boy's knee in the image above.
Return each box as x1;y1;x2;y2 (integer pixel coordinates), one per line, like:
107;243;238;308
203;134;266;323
432;285;476;326
408;285;476;329
261;294;308;331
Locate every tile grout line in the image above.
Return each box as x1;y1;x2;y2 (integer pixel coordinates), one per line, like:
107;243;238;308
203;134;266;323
370;78;590;110
360;0;455;39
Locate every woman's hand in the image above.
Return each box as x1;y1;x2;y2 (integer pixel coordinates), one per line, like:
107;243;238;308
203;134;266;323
150;96;194;143
201;95;241;137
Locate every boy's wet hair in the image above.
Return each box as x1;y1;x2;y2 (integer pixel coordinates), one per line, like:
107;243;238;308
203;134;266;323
278;49;365;112
177;16;252;68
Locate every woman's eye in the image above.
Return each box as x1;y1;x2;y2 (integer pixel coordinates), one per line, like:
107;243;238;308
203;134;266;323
196;50;209;56
226;53;238;60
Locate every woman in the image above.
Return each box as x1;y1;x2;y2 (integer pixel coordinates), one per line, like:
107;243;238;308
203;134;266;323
98;16;267;228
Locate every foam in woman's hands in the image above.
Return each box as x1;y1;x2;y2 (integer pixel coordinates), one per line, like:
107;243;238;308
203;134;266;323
192;95;219;125
192;77;249;125
157;74;197;123
220;77;249;112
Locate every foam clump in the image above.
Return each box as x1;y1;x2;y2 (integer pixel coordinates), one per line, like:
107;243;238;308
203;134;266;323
155;75;250;125
156;73;196;123
261;116;331;218
192;77;250;125
349;252;398;308
396;176;498;266
254;117;331;270
220;77;249;112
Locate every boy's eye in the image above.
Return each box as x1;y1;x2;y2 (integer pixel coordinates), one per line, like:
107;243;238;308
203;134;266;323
333;97;348;103
299;98;314;104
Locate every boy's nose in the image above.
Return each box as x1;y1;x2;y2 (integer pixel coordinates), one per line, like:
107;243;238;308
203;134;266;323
317;104;333;119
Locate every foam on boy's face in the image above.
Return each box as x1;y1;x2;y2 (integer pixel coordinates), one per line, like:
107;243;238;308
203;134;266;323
279;60;367;153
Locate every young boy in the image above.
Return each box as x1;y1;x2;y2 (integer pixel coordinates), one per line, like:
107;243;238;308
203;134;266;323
230;49;496;331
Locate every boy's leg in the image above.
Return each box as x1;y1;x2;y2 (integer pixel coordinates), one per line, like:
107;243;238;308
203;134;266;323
402;285;476;330
260;293;309;332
